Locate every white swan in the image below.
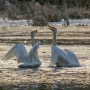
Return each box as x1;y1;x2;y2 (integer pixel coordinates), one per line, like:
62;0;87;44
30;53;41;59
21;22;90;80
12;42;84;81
48;25;80;67
3;30;41;68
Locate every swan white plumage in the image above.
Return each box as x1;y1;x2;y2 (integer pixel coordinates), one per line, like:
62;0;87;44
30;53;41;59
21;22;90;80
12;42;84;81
3;30;41;68
48;25;80;67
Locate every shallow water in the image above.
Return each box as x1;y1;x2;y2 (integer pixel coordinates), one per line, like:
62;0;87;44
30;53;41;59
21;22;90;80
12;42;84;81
0;21;90;90
48;19;90;26
0;17;90;26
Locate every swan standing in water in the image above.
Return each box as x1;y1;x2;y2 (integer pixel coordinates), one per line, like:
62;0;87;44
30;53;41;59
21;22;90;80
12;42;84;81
3;30;41;68
48;25;80;67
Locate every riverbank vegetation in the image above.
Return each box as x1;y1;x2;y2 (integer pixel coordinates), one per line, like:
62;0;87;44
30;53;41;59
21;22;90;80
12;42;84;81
0;0;90;25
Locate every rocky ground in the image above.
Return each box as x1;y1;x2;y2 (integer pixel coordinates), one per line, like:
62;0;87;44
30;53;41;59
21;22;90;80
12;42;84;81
0;25;90;89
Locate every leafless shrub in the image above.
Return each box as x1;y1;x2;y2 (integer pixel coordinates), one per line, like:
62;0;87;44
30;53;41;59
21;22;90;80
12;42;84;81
68;7;84;19
32;14;47;26
6;3;19;19
25;2;46;26
81;8;90;18
42;4;61;22
31;2;48;26
25;1;61;26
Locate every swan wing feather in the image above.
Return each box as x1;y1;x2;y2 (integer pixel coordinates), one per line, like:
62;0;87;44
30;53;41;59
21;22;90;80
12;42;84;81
51;46;69;66
3;43;29;63
28;42;41;66
64;49;80;66
3;44;17;60
29;42;41;58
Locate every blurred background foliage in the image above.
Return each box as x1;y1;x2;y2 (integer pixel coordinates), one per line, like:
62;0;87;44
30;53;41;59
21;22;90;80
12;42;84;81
0;0;90;25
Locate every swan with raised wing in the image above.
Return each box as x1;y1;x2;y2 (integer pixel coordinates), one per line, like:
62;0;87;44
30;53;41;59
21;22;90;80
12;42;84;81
48;25;80;67
3;30;41;68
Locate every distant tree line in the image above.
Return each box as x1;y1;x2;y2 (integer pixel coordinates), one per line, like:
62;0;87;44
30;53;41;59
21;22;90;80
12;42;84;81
0;0;90;9
0;0;90;26
8;0;90;8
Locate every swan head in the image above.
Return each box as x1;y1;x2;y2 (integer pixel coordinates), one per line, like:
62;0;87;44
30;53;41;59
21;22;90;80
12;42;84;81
48;25;57;33
31;30;37;36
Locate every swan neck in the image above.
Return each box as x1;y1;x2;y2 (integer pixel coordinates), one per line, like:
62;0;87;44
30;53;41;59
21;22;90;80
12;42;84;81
52;31;57;46
31;35;35;46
